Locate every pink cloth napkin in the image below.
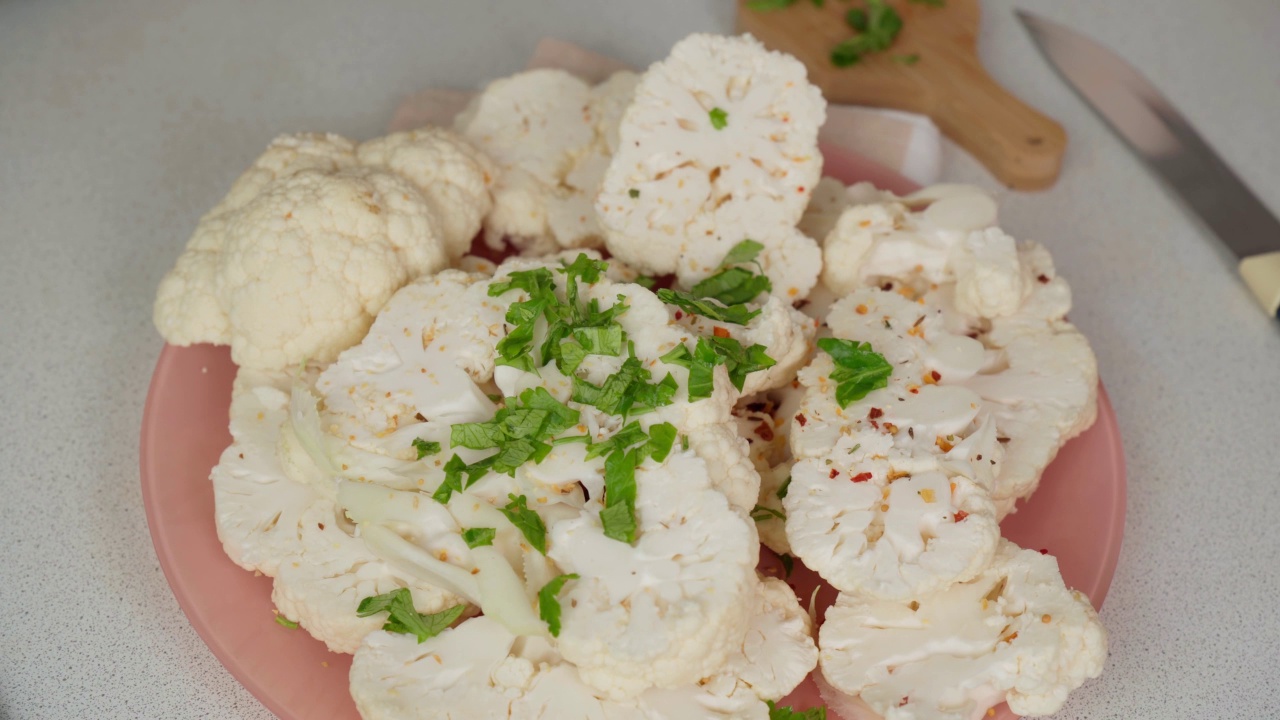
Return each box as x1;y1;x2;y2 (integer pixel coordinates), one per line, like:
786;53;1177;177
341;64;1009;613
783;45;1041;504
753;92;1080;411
390;38;942;186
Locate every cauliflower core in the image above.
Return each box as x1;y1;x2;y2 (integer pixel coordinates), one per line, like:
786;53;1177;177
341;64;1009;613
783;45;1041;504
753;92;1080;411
819;540;1107;720
154;129;493;370
597;34;825;299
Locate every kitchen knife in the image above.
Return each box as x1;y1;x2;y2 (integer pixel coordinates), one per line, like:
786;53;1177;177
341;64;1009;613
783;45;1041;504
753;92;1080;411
1017;9;1280;318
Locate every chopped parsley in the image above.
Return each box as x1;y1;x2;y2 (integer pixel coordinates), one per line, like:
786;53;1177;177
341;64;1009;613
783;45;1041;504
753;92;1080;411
833;0;904;67
634;275;656;289
750;504;786;522
500;494;548;555
718;239;765;268
537;573;580;637
356;588;466;644
274;615;298;629
601;449;640;543
660;336;775;401
657;288;760;325
709;107;729;130
461;527;496;548
767;701;826;719
570;357;676;416
412;438;441;459
446;387;579;477
628;188;640;199
776;476;792;499
817;337;893;407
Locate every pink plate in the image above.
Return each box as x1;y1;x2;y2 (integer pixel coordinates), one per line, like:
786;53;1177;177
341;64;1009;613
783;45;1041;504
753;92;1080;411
141;147;1126;720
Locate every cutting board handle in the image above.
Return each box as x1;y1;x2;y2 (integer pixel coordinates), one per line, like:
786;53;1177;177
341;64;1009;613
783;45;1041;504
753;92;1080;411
926;55;1066;190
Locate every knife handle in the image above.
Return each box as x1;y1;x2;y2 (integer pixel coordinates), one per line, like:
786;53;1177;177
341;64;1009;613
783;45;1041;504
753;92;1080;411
1239;252;1280;317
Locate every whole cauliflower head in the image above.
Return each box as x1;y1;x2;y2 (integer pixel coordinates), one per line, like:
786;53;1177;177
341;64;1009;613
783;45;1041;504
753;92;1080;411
155;130;493;370
596;33;826;299
819;540;1107;720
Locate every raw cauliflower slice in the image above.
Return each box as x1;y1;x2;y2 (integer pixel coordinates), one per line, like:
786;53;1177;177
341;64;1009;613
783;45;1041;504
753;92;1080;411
154;131;485;370
456;69;638;252
681;296;817;396
597;33;826;299
818;184;997;297
315;269;505;459
548;450;759;698
819;540;1107;720
356;127;495;258
211;368;321;576
347;576;816;720
270;498;465;654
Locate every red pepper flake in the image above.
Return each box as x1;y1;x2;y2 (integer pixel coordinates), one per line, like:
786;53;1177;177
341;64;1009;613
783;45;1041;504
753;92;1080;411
1037;274;1050;284
713;326;731;338
954;510;969;522
868;407;884;420
797;186;806;193
851;472;873;483
931;370;942;382
881;282;895;291
795;413;807;427
755;422;775;442
829;468;840;479
674;310;684;320
1039;548;1049;555
899;697;909;707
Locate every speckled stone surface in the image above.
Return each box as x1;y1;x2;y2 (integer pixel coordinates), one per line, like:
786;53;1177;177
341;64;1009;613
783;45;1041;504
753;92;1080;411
1;0;1278;718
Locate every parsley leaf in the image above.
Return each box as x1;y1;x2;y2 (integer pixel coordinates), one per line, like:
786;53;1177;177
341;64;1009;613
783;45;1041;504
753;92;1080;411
461;527;496;548
778;553;795;578
634;275;656;289
718;239;765;268
657;288;760;325
644;422;678;462
817;337;893;407
431;454;468;504
412;438;441;459
705;336;776;391
601;449;640;543
690;267;772;305
751;504;787;522
537;573;580;637
572;357;674;417
766;701;827;720
832;0;903;67
450;421;506;450
661;337;775;399
628;188;640;199
357;588;466;644
777;476;792;499
500;494;547;555
709;107;728;130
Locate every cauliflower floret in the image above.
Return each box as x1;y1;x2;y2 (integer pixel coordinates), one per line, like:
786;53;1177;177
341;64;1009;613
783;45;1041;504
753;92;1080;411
212;368;321;576
270;498;464;654
315;269;504;459
456;69;638;252
348;575;816;719
819;540;1107;720
597;34;826;299
356;127;495;258
818;238;1097;514
732;394;796;554
154;131;488;370
818;185;996;296
548;450;759;698
798;178;895;245
681;296;817;396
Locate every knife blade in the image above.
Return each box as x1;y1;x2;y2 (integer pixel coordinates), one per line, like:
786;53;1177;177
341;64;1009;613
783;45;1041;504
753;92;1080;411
1016;9;1280;318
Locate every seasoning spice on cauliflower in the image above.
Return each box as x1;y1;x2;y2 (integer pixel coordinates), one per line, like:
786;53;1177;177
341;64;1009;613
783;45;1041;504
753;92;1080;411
455;69;640;253
815;197;1098;513
596;33;826;300
819;540;1107;720
153;129;493;371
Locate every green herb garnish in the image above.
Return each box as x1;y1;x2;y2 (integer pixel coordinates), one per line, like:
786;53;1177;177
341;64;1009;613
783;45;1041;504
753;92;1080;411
751;504;787;522
461;527;496;548
767;701;827;720
412;438;441;459
500;494;548;555
537;573;580;637
357;589;466;643
709;107;729;130
274;615;298;629
832;0;904;67
657;288;760;325
817;337;893;407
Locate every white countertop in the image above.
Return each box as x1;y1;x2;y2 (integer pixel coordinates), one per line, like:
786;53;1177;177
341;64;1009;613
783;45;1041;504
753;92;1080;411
2;0;1279;717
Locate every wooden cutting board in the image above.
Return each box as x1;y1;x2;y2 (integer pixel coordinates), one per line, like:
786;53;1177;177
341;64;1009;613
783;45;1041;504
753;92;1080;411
737;0;1065;190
